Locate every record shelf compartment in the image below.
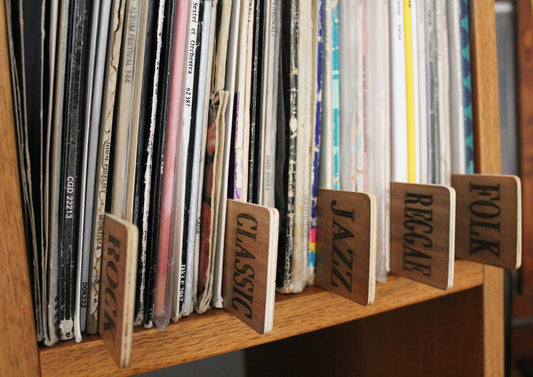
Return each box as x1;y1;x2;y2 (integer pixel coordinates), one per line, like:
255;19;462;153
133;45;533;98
0;0;504;376
37;261;485;377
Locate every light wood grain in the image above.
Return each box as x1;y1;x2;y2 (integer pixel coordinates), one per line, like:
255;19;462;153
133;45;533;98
0;0;41;375
471;0;502;176
471;1;504;376
99;214;138;368
316;189;376;305
38;260;483;377
483;266;504;377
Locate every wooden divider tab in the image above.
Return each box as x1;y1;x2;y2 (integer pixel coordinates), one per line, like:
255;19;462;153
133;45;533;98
452;174;521;270
316;189;377;306
390;182;456;290
223;200;279;335
99;214;139;368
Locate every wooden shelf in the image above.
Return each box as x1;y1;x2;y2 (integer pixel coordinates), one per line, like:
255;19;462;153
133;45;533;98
0;1;505;376
39;260;483;377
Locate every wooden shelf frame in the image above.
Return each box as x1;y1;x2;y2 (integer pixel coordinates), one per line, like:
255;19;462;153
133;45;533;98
39;260;484;377
0;0;504;376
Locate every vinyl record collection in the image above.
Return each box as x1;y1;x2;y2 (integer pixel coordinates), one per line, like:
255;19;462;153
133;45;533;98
6;0;474;345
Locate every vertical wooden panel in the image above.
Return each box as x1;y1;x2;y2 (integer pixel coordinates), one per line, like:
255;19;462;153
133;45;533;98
245;289;484;377
471;0;502;175
0;1;41;376
470;1;504;376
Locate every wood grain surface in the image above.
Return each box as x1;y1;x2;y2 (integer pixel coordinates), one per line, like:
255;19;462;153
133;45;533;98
0;0;41;375
99;214;138;368
38;260;483;377
453;174;521;269
471;0;502;176
223;200;278;334
0;0;506;376
471;1;504;376
316;189;376;305
390;183;455;290
245;288;484;377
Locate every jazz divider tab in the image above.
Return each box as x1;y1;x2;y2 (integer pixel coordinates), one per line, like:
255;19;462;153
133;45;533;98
315;189;377;306
390;182;456;290
223;200;279;335
452;174;522;270
99;214;138;368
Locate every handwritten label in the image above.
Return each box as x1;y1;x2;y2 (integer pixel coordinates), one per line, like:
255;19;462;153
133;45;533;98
390;183;455;290
99;214;138;368
223;200;278;334
316;189;377;305
452;174;521;269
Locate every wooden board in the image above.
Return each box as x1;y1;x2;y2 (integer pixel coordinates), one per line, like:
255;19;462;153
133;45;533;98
390;182;456;290
245;288;484;377
315;189;377;305
452;174;521;269
38;260;484;377
99;214;138;368
223;200;279;334
470;2;504;375
0;0;41;374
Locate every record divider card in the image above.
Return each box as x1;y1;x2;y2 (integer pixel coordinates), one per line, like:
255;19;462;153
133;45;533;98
452;174;522;270
223;200;279;335
315;189;377;306
390;182;456;290
99;214;138;368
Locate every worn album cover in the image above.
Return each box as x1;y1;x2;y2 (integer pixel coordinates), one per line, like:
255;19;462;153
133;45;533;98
247;0;264;204
196;0;232;314
212;0;243;309
133;0;162;326
58;0;91;340
44;0;61;345
172;0;202;321
183;0;213;316
143;0;178;328
153;0;189;331
87;0;127;334
276;0;297;293
75;0;105;341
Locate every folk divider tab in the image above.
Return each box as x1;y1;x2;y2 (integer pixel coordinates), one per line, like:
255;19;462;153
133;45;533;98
223;200;279;335
315;189;377;306
99;214;139;368
452;174;522;270
390;182;456;290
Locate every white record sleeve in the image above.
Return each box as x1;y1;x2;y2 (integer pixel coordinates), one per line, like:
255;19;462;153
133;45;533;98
365;0;390;280
447;0;465;175
390;0;408;183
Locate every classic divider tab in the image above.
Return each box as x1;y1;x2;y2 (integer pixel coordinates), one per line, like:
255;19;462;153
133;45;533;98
223;200;279;335
390;182;456;290
315;189;377;306
98;214;138;368
452;174;522;269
